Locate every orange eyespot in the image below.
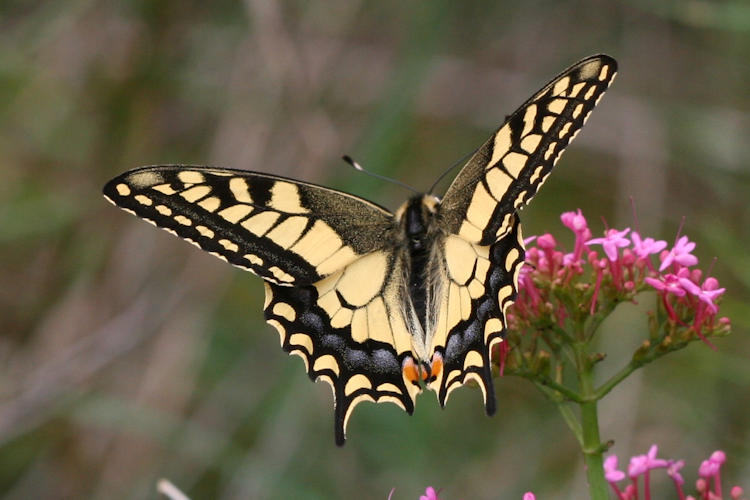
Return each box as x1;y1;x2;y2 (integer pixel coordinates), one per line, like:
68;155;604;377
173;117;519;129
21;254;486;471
429;354;443;381
402;357;421;385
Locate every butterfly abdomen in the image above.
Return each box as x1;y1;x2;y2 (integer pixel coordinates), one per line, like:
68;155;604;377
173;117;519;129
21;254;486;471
398;195;442;336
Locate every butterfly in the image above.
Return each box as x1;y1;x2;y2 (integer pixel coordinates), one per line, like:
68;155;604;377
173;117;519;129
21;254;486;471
103;54;617;445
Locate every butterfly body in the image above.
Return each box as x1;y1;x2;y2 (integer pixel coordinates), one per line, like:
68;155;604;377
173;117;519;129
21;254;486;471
103;55;617;445
398;194;438;337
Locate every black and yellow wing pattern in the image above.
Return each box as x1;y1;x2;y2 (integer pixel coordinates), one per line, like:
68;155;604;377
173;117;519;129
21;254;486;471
103;54;617;445
103;167;419;445
427;54;617;412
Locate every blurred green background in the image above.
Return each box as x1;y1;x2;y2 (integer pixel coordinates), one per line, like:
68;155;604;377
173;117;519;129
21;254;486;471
1;1;748;498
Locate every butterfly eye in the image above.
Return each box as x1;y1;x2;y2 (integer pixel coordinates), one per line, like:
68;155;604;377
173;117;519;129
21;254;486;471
411;236;424;249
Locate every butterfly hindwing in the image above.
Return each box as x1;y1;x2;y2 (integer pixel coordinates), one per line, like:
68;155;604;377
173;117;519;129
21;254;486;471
263;250;420;446
440;55;617;245
426;217;524;412
103;166;395;286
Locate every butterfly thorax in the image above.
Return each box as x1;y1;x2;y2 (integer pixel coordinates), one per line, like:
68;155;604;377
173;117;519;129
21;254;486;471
396;195;441;336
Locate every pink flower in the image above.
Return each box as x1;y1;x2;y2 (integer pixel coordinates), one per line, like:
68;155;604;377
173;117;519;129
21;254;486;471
667;459;685;484
419;487;441;500
699;458;721;478
659;235;698;271
523;493;536;500
537;233;557;249
631;231;667;259
587;228;631;261
561;208;589;234
678;277;726;314
561;209;592;266
645;274;687;297
604;455;626;482
710;450;727;465
628;445;669;477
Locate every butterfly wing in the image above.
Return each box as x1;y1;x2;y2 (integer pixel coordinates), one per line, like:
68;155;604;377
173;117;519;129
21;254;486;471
428;55;617;410
103;166;419;445
440;55;618;245
103;166;395;285
426;218;524;413
264;250;421;446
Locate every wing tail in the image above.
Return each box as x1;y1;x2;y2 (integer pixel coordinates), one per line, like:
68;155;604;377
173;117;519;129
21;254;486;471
263;252;420;445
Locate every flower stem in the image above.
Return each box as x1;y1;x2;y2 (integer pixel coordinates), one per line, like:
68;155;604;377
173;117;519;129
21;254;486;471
580;400;609;499
574;342;609;500
594;360;638;400
555;402;583;446
531;375;585;403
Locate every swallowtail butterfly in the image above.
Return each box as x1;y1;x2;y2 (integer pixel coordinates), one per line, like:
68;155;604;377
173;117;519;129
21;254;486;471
104;54;617;445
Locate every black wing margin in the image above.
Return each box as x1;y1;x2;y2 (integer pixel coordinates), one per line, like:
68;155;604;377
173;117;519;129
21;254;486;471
263;259;421;446
439;55;617;245
103;166;395;286
427;55;616;414
427;217;525;413
103;165;418;445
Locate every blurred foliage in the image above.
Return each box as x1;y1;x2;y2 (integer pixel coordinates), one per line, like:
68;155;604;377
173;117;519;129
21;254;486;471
0;1;748;499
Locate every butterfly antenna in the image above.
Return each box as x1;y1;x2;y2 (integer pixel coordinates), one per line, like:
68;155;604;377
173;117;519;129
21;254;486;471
629;196;641;234
342;155;419;195
427;148;476;195
674;216;686;244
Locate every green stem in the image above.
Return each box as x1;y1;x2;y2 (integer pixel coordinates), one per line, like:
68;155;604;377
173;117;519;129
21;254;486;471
556;402;583;446
580;400;608;499
574;343;609;500
529;375;585;403
583;299;620;341
594;359;639;400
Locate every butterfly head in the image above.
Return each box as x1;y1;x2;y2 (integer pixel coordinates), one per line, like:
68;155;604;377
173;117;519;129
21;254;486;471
396;194;441;250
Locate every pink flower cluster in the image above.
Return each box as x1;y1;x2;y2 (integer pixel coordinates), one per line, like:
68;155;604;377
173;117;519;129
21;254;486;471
506;209;729;353
604;445;746;500
389;487;535;499
397;447;746;500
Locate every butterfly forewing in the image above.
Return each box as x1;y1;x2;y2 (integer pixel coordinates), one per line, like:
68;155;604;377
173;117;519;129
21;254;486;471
440;55;617;245
103;166;395;285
